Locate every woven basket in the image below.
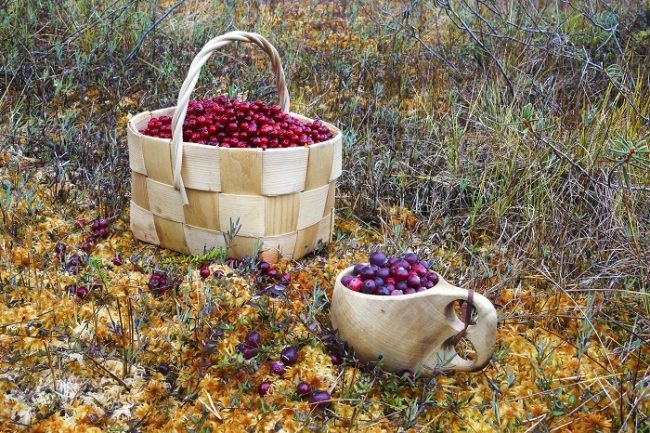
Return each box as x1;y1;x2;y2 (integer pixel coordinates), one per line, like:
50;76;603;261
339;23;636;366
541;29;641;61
127;31;342;260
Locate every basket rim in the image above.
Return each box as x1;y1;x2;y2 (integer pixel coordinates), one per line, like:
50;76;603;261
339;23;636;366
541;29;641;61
128;106;342;152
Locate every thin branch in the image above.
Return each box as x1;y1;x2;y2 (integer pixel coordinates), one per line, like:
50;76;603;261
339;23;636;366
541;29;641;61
439;0;515;97
126;0;186;61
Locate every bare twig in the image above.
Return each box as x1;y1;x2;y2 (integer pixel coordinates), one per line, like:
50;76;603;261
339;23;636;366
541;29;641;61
126;0;186;61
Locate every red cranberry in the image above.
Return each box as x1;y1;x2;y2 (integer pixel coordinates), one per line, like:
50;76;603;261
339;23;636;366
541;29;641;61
407;275;421;288
392;266;409;281
347;277;362;292
91;220;101;231
416;287;427;292
270;361;286;375
54;242;66;258
376;286;391;296
412;263;427;277
157;364;170;375
296;381;311;397
390;289;404;296
397;259;411;270
267;269;278;279
148;272;171;293
398;369;415;380
81;241;92;252
374;277;385;288
404;288;416;295
280;273;291;285
310;390;332;408
112;255;123;266
429;273;439;284
258;261;270;274
200;267;211;279
369;252;387;267
341;275;353;287
376;267;390;280
75;285;89;299
359;266;375;280
404;253;419;265
258;381;271;396
352;264;365;275
361;280;376;294
98;218;109;229
330;353;342;365
242;346;258;360
245;331;261;348
280;347;298;365
396;281;408;291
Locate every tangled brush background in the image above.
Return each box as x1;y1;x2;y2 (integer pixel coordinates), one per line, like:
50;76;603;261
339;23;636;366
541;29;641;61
0;1;648;431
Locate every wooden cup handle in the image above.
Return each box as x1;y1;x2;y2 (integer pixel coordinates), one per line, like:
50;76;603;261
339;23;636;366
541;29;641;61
170;31;290;204
447;290;497;371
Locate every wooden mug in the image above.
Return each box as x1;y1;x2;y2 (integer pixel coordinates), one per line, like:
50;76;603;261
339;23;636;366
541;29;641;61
330;266;497;373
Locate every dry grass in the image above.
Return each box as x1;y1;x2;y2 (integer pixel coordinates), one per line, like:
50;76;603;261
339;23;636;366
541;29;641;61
0;0;648;431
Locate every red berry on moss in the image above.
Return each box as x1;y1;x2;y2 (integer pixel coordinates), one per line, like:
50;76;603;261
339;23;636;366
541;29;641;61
310;390;332;407
75;286;89;299
297;381;311;397
258;381;271;396
270;360;286;375
245;331;261;348
280;346;298;365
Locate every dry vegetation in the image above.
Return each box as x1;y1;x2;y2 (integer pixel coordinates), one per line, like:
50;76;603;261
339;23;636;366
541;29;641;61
0;0;648;432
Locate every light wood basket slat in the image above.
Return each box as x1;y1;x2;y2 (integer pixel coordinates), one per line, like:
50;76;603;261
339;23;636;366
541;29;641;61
128;31;341;260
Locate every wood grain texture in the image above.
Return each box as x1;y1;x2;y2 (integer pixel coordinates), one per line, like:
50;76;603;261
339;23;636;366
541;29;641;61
127;129;148;175
218;147;263;195
330;268;497;373
130;201;160;245
304;140;335;190
228;236;260;258
261;232;297;260
324;182;336;217
183;188;219;230
262;146;308;195
329;134;343;181
131;172;149;210
264;193;299;236
129;111;152;131
317;212;333;243
146;178;186;222
141;135;175;185
297;183;330;229
184;225;226;254
181;143;221;191
153;216;189;254
218;194;265;237
293;213;331;258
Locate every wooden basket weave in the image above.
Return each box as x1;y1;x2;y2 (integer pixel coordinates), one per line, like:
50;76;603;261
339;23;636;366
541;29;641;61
127;32;342;260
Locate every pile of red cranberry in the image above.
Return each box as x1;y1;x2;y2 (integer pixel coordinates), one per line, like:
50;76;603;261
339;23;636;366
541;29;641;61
341;252;439;296
139;96;334;149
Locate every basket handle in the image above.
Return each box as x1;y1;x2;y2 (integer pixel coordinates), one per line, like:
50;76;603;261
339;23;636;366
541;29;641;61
170;31;290;204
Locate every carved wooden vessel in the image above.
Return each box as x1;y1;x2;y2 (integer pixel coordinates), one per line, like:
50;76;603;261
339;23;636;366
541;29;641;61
330;266;497;373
